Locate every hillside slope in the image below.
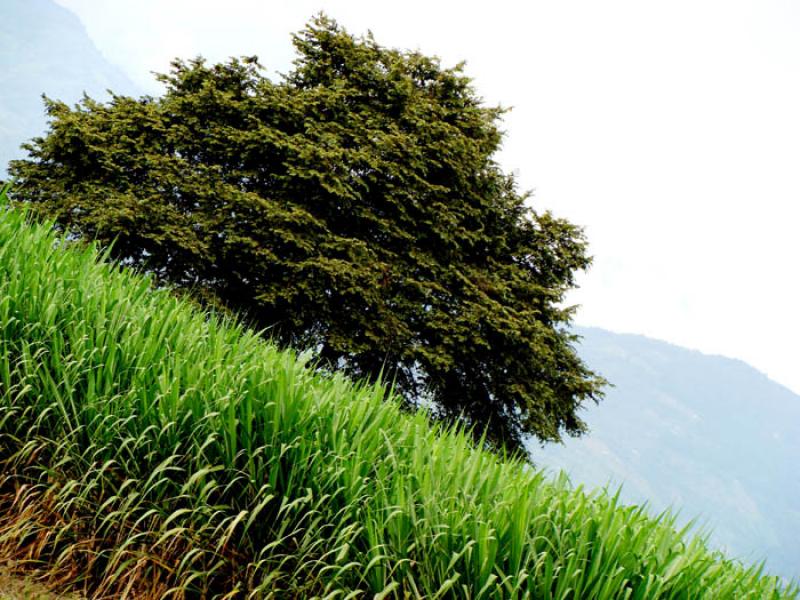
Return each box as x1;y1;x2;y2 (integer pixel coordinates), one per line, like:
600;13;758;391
534;326;800;580
0;0;137;172
0;205;795;597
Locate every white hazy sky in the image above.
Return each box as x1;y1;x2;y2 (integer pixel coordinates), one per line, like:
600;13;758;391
56;0;800;394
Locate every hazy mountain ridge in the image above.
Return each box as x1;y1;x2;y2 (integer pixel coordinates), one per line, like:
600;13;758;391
0;0;138;173
535;327;800;580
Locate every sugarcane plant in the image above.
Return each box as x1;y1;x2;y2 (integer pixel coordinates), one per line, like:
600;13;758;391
0;205;796;598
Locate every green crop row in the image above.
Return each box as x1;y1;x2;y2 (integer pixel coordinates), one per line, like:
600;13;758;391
0;199;795;598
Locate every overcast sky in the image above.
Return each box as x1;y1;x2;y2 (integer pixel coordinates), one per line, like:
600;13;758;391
56;0;800;394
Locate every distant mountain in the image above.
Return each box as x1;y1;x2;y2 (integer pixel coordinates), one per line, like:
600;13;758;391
533;327;800;581
0;0;138;174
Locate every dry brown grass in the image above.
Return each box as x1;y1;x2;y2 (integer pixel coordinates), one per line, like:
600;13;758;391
0;486;173;600
0;562;80;600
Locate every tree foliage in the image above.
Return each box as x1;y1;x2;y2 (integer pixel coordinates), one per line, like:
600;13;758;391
10;15;603;451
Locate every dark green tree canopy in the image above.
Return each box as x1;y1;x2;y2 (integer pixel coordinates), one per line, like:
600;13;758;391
10;15;604;451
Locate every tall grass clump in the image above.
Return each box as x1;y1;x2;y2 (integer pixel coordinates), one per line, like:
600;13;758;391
0;201;795;598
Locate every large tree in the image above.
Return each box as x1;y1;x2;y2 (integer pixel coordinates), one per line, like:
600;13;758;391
9;16;604;451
